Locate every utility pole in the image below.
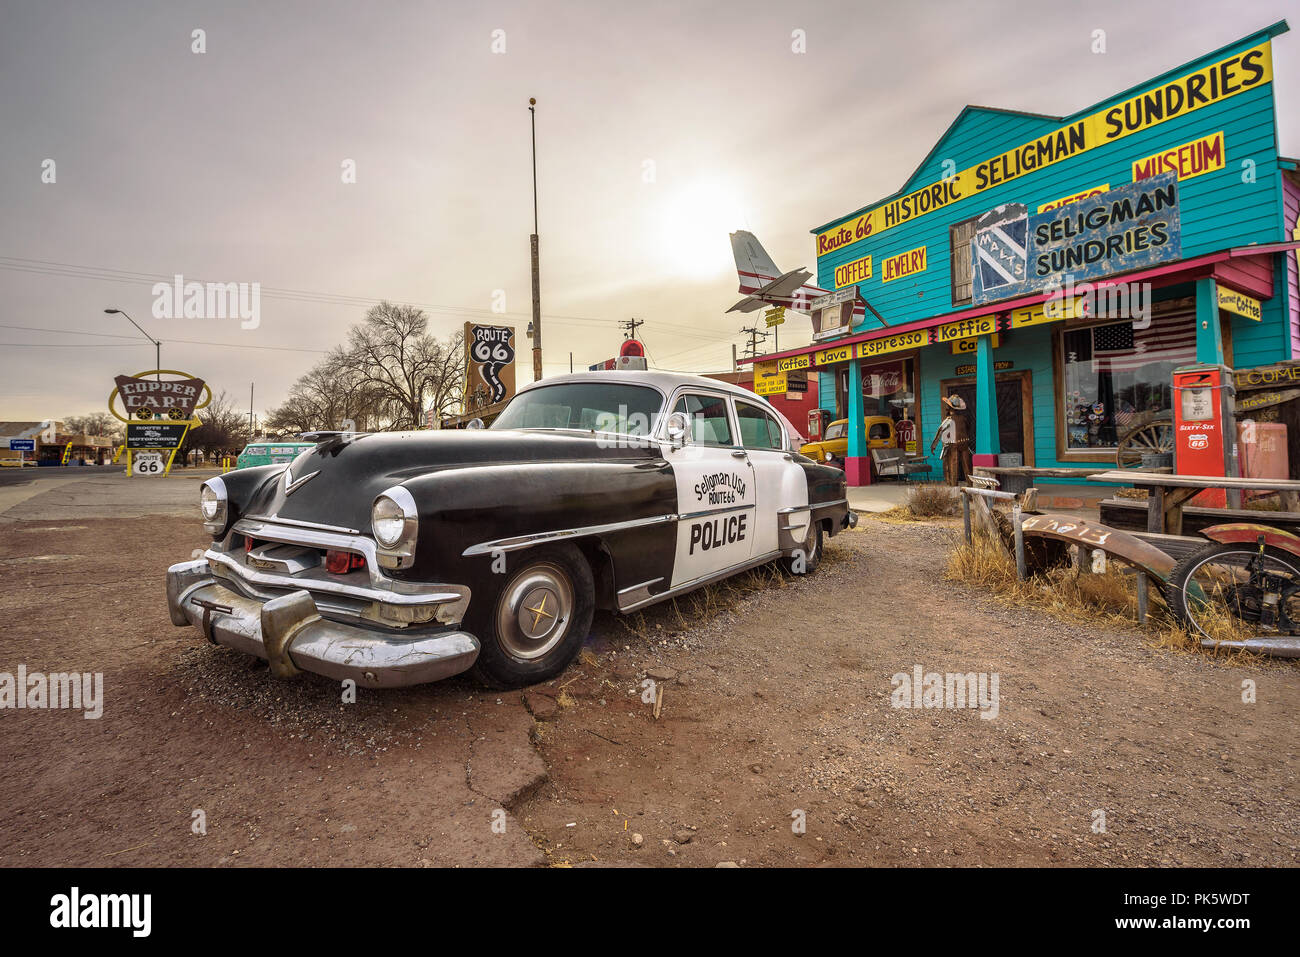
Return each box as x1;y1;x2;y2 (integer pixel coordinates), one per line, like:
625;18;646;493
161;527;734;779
732;343;738;373
249;382;255;437
739;324;768;361
619;317;645;340
529;97;543;383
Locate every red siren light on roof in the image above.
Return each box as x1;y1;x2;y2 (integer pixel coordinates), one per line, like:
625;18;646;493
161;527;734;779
620;339;645;358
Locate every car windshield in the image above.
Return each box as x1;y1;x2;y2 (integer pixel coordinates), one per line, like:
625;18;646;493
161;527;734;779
492;382;664;436
824;422;846;440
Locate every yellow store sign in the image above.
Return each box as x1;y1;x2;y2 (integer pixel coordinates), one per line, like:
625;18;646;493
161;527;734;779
929;314;998;345
882;246;927;283
857;329;927;360
815;42;1272;257
1131;131;1225;182
1010;297;1084;329
814;344;854;366
754;360;786;395
952;334;1000;355
777;354;810;371
1217;287;1262;321
1037;185;1110;212
834;254;873;288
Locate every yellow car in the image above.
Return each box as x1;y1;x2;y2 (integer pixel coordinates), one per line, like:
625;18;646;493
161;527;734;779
800;416;896;465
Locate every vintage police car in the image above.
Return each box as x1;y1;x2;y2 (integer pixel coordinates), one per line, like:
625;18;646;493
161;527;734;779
166;371;855;688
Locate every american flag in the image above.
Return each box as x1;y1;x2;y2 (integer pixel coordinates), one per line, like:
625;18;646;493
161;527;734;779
1091;315;1196;373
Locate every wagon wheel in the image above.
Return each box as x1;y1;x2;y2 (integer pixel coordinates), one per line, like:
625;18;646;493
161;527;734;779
1116;416;1173;468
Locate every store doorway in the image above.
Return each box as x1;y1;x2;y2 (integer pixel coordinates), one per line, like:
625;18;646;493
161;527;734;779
941;371;1034;466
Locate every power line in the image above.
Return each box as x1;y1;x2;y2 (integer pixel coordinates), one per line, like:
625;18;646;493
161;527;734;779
0;323;331;355
0;256;737;343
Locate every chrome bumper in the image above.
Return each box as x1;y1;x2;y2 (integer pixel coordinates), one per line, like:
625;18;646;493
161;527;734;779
166;559;479;687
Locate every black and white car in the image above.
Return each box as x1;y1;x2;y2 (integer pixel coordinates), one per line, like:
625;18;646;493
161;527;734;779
166;371;856;688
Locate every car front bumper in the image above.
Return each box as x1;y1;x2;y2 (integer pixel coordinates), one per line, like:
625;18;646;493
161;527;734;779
166;559;480;687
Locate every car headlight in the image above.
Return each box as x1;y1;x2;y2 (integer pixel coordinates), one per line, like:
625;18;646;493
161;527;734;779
371;486;418;550
200;477;228;536
824;451;834;462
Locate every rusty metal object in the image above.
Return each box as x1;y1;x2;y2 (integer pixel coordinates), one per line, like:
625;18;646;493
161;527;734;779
1200;522;1300;560
1018;513;1179;582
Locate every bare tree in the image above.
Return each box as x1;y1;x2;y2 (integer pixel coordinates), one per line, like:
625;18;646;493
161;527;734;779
63;412;123;444
181;390;249;462
343;303;462;430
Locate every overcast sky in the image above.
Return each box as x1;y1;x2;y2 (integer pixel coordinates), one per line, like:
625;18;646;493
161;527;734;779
2;0;1298;421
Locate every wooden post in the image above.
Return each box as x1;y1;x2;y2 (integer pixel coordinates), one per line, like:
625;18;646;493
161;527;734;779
962;491;972;544
1012;504;1026;580
1136;571;1149;623
1147;486;1165;533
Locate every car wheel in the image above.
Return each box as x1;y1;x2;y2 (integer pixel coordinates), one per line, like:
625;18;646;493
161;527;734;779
781;521;823;575
469;544;595;689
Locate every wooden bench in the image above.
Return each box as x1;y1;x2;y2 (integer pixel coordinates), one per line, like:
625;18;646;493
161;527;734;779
1099;497;1300;536
971;466;1117;495
870;447;929;481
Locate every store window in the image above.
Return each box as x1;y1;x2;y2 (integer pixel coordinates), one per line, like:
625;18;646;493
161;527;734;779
837;358;920;452
949;215;979;305
1059;315;1195;451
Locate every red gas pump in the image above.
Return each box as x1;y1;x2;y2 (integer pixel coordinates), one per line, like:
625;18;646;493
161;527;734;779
807;408;830;442
1172;363;1238;508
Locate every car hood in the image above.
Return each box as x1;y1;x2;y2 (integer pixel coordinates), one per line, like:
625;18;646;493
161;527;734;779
244;429;659;532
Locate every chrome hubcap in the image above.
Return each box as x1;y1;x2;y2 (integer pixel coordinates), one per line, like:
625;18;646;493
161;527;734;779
497;562;573;660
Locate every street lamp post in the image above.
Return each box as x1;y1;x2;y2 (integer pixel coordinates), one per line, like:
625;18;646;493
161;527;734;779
528;97;543;383
104;308;160;380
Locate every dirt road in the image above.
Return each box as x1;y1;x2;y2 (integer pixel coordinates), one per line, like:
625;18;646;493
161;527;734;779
1;482;1297;867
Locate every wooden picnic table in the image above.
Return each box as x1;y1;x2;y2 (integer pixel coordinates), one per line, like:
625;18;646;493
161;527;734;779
971;464;1171;496
1088;470;1300;535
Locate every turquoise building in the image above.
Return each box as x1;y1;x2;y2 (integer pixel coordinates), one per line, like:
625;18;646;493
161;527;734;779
758;21;1300;486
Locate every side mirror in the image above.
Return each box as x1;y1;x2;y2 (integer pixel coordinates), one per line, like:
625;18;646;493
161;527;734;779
466;418;485;431
665;411;691;449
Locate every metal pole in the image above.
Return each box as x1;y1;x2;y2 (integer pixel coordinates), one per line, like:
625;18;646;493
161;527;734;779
529;98;542;383
1012;504;1026;580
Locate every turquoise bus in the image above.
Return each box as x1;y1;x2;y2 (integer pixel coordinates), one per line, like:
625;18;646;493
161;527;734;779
235;441;315;469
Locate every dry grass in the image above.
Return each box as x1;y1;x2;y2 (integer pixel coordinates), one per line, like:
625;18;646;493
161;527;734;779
873;483;959;522
906;483;960;517
945;529;1266;659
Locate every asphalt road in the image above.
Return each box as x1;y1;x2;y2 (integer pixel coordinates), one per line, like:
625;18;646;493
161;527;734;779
0;465;125;487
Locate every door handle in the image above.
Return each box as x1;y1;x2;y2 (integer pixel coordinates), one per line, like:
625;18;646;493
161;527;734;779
731;449;748;458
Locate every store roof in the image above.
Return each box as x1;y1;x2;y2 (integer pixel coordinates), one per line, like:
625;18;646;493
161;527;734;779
810;20;1290;235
